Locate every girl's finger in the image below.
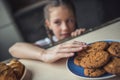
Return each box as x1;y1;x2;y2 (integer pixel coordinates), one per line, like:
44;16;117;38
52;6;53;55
71;29;79;37
74;31;78;37
79;28;86;32
77;30;82;35
59;41;87;48
58;47;83;53
71;32;76;37
58;52;74;58
73;41;87;47
77;28;86;35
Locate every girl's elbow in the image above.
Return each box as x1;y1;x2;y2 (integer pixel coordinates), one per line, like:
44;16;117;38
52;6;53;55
9;42;21;56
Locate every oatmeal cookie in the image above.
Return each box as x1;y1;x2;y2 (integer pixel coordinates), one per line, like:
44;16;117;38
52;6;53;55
8;59;25;79
84;68;106;77
87;41;109;52
74;56;81;66
108;42;120;57
74;51;88;66
104;57;120;75
0;63;17;80
80;50;110;68
0;63;8;73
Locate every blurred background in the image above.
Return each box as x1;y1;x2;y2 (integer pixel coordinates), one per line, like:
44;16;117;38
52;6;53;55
0;0;120;61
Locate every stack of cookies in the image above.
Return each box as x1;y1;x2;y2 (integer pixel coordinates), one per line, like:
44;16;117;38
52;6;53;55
74;41;120;77
0;59;25;80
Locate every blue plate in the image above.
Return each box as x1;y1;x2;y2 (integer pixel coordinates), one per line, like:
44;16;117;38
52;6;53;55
66;40;119;80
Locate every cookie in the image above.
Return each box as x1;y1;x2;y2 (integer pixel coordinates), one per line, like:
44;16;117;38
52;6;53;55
108;42;120;57
104;57;120;75
87;41;109;52
0;63;17;80
74;56;81;66
80;50;110;68
0;63;9;73
84;68;106;77
8;59;25;79
74;51;87;66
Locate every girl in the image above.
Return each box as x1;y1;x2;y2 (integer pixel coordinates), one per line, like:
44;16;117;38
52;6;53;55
9;0;87;63
35;0;85;46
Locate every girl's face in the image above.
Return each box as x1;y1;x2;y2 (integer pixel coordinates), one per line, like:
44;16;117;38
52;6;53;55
46;6;76;40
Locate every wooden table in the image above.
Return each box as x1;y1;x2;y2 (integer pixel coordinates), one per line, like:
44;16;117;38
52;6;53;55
20;19;120;80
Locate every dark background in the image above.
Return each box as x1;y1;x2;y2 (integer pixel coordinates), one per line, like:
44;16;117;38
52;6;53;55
5;0;120;42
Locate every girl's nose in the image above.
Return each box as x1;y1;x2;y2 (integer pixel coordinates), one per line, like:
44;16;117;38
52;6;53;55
61;22;68;30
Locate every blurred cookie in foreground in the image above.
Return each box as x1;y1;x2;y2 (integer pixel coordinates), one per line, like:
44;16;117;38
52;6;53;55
104;57;120;75
0;59;32;80
7;59;25;79
0;62;17;80
108;42;120;57
84;68;106;77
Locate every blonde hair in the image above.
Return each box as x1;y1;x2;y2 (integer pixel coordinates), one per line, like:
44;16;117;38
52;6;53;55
44;0;75;20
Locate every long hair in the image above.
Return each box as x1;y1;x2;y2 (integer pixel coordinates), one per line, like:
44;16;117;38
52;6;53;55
44;0;76;20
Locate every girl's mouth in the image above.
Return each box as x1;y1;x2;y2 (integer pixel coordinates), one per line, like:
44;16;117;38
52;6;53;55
61;33;70;38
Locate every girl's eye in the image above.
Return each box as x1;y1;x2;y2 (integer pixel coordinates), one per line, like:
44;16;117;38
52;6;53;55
54;20;61;25
67;19;74;23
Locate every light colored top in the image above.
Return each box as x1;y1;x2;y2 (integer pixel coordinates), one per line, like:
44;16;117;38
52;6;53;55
35;36;58;46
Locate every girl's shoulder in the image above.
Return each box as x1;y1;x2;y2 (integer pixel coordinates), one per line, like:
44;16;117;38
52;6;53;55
35;37;51;46
35;36;58;46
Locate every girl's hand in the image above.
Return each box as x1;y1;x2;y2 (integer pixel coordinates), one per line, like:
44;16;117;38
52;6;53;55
41;41;87;63
71;28;86;37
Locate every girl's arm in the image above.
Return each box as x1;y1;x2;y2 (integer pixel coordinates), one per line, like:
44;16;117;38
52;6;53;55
9;41;87;63
9;42;45;61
